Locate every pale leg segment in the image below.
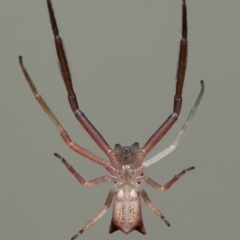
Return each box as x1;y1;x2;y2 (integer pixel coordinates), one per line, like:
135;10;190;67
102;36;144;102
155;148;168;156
144;80;204;167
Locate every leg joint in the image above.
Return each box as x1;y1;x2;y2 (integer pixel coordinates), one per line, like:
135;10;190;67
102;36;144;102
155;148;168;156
75;109;83;116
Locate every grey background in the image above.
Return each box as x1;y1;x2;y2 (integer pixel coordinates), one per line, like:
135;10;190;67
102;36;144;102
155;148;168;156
1;0;239;240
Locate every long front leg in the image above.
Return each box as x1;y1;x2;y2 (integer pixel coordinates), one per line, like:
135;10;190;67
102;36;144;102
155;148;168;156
46;0;115;162
54;153;117;186
19;56;116;175
71;189;116;239
140;0;188;157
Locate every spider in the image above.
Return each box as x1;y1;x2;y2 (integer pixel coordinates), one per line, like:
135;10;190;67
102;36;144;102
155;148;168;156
19;0;204;239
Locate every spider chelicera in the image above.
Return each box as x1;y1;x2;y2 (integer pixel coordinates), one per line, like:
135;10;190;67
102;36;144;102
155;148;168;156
19;0;204;239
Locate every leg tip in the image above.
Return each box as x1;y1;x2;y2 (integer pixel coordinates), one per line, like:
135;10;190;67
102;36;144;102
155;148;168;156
165;220;171;227
53;152;61;158
71;233;79;240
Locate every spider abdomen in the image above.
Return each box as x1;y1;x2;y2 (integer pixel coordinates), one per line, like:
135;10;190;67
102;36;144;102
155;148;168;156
109;186;146;234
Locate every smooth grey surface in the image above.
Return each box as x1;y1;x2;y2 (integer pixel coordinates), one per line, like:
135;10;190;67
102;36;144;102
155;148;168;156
1;0;239;240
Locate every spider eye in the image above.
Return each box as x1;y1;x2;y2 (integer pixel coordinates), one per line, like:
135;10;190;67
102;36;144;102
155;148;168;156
120;147;133;158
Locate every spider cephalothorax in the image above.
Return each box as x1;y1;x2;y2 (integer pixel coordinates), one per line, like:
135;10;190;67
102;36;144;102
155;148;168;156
19;0;204;239
114;142;140;164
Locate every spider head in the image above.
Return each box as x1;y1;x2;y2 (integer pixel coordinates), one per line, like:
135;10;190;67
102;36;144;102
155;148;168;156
114;142;139;164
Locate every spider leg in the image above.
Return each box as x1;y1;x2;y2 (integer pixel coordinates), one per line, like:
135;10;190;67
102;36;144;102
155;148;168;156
19;56;116;175
71;189;116;239
144;80;204;167
46;0;116;164
54;153;117;186
140;0;188;158
138;187;170;226
136;166;195;192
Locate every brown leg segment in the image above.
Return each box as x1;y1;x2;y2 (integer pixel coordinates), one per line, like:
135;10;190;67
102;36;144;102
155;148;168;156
71;190;116;239
137;166;195;192
140;0;188;157
46;0;115;160
54;153;117;186
139;188;170;226
19;56;116;174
